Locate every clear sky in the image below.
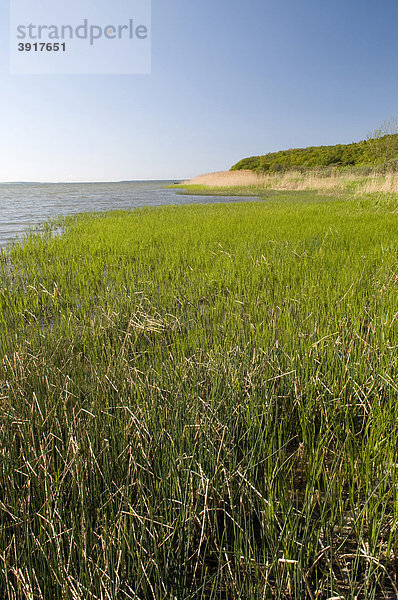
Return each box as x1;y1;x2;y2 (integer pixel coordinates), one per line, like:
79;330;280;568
1;0;398;182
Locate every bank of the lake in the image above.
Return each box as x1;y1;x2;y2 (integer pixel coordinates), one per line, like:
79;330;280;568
0;193;397;599
0;180;254;247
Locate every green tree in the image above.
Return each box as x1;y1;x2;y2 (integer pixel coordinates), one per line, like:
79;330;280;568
366;115;398;167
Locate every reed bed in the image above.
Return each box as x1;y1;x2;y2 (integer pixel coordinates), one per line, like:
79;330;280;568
184;169;398;196
0;194;397;599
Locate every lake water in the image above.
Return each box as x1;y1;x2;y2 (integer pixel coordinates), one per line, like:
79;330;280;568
0;180;253;247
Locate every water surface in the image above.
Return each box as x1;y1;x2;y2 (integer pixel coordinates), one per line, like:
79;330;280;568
0;180;254;247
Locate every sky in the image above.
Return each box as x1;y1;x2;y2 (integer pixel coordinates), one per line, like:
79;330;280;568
1;0;398;182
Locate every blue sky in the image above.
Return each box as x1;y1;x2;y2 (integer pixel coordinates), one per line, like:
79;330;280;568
1;0;398;182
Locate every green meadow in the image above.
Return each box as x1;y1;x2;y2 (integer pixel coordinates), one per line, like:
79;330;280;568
0;192;397;599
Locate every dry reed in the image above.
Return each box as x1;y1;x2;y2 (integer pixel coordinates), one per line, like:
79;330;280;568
185;169;398;195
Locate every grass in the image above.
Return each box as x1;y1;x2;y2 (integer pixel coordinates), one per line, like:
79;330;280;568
178;169;398;196
0;192;397;599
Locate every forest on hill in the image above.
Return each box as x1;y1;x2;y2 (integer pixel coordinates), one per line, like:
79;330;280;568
231;134;398;173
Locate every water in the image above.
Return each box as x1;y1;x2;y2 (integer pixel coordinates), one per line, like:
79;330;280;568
0;180;254;247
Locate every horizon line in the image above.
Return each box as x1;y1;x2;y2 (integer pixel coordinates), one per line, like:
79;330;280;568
0;178;186;185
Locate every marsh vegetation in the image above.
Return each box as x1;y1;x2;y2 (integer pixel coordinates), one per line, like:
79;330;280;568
0;193;397;598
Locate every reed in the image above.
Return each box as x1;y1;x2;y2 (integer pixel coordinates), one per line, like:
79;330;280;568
183;169;398;196
0;193;397;599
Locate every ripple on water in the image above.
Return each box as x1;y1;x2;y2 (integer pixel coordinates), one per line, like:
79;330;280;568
0;180;259;247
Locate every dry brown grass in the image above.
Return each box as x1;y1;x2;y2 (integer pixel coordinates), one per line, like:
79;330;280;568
184;170;267;187
361;172;398;193
185;169;398;195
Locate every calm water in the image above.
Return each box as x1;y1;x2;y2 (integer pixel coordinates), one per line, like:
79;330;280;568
0;180;253;247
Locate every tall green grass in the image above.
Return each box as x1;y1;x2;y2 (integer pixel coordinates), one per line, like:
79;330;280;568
0;193;397;599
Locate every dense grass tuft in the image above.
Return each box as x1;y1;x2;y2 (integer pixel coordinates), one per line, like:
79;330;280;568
0;193;397;599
